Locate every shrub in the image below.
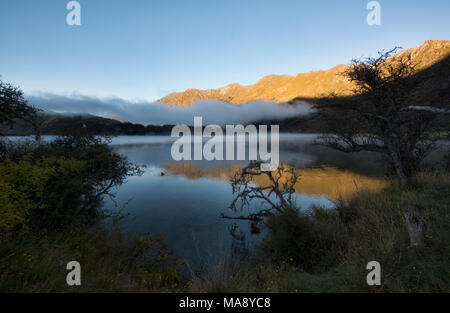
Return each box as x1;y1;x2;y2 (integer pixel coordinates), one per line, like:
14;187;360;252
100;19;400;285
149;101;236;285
443;152;450;171
134;233;185;290
262;207;347;272
0;225;185;292
0;156;84;235
1;135;142;233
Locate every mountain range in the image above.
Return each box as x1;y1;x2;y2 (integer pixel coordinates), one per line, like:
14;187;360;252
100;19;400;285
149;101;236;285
3;40;449;136
158;40;450;106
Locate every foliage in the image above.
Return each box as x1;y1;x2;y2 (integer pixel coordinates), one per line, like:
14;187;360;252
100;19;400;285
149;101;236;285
191;169;450;293
0;135;143;236
316;48;446;185
0;225;185;292
0;79;39;159
0;156;85;235
443;152;450;172
0;79;38;131
133;233;185;290
335;170;450;292
263;207;347;272
0;79;180;293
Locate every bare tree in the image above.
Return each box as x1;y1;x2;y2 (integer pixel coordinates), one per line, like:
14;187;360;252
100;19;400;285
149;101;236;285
221;161;300;222
315;48;449;185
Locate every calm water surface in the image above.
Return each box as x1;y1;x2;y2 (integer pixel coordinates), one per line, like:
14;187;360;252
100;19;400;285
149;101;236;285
104;134;391;267
10;134;446;267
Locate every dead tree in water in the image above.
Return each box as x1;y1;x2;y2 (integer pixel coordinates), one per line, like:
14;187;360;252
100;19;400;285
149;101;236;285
221;161;300;222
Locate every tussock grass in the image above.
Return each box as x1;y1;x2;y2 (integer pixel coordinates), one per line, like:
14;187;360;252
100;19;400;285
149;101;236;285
1;168;448;293
0;224;184;292
335;169;450;292
188;167;450;293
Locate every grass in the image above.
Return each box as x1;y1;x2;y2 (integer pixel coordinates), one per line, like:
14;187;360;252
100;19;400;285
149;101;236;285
0;224;185;292
187;166;450;293
334;169;450;292
1;167;449;292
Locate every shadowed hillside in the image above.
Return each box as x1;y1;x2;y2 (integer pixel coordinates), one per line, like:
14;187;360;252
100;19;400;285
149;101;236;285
264;50;450;133
0;113;175;136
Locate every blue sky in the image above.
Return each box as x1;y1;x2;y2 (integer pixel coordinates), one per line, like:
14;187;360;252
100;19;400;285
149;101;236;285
0;0;449;101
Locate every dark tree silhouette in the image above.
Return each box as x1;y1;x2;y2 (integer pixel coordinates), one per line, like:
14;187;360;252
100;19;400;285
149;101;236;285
0;79;39;158
315;48;449;185
0;79;38;130
222;161;300;222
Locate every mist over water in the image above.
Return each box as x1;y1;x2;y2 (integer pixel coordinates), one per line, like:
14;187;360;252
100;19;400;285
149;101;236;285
27;93;313;126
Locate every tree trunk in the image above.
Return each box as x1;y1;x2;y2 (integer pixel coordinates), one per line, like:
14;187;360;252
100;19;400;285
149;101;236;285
388;146;408;186
394;161;408;186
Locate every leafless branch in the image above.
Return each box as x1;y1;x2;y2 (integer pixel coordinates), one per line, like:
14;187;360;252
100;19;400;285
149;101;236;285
222;161;300;222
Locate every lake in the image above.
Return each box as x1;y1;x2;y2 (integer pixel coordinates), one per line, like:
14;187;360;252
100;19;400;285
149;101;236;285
8;133;447;268
104;134;394;269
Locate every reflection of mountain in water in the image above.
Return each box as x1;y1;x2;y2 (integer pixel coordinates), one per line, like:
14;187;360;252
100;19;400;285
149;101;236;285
164;163;386;200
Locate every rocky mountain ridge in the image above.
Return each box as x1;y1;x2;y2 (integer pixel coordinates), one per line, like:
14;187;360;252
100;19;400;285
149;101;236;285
158;40;450;106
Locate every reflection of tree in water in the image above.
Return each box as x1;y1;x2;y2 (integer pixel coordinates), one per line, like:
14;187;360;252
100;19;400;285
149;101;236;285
223;161;299;221
228;224;249;261
223;161;301;261
165;161;386;200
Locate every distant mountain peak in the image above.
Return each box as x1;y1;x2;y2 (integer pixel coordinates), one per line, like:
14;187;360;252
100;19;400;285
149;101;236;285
158;40;450;106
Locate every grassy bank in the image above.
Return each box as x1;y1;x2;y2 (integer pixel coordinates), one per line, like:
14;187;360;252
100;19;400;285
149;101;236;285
0;224;185;292
188;166;450;293
1;166;448;293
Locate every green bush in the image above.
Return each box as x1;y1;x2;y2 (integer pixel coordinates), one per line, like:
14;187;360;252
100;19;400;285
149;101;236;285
1;135;142;234
0;156;84;235
133;233;185;290
443;152;450;171
263;207;347;272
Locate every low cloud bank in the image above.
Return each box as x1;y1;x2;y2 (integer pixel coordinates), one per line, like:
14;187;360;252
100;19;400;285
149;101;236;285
28;93;313;126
